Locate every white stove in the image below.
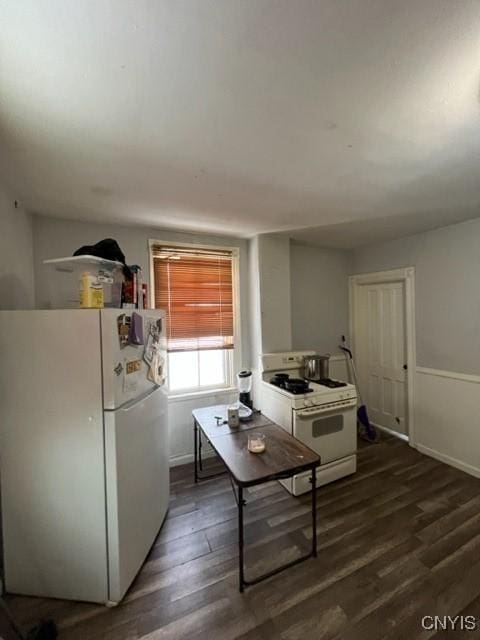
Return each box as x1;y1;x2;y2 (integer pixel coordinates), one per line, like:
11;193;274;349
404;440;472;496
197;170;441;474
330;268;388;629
264;378;357;411
260;351;358;495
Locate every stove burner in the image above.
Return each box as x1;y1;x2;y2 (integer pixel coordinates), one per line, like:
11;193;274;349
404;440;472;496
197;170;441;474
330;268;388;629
270;376;313;394
287;384;314;395
309;378;348;388
270;373;290;386
270;375;288;388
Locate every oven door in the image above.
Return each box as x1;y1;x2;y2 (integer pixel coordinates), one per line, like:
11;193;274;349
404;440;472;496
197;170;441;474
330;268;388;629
293;406;357;465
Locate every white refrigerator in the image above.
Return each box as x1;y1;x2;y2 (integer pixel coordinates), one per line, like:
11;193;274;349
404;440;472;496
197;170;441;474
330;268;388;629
0;309;169;605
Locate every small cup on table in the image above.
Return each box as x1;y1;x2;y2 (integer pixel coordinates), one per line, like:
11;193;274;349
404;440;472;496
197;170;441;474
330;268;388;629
248;432;266;454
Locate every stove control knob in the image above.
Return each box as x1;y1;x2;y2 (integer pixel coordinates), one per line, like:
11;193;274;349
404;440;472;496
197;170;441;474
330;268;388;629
304;399;313;407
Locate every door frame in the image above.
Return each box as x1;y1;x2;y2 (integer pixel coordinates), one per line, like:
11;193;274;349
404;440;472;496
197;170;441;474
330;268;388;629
349;267;416;446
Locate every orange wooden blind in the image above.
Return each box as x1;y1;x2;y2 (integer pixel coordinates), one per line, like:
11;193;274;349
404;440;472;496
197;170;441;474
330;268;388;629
152;245;234;352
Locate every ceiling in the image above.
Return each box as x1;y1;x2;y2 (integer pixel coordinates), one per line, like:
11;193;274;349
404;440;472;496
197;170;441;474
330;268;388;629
1;0;480;245
286;207;480;250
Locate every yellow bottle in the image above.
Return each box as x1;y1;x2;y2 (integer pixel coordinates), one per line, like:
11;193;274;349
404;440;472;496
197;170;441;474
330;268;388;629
79;272;104;308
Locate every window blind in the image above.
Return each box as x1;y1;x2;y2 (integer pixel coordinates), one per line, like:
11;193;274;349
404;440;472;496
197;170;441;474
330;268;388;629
152;245;234;352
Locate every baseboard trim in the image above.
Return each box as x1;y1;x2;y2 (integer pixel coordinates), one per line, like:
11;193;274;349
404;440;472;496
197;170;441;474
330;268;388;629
416;366;480;384
372;422;409;442
169;450;215;467
415;443;480;479
169;453;194;467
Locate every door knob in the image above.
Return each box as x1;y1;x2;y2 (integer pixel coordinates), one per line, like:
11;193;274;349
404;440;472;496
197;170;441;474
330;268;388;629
403;364;408;370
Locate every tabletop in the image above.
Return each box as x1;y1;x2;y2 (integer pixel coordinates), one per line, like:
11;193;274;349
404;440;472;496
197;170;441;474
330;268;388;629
207;423;320;487
192;404;274;440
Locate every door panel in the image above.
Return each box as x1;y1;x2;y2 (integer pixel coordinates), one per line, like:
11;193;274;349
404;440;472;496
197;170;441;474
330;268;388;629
293;408;357;464
105;387;169;603
101;309;166;409
357;281;407;435
0;310;108;603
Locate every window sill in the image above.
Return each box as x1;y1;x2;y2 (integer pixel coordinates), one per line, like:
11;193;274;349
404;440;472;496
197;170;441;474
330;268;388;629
167;387;237;403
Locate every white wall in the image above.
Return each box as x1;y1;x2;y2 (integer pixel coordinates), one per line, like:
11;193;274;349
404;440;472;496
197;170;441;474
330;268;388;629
246;234;293;406
414;368;480;478
32;215;250;465
0;180;35;582
0;184;34;310
257;234;292;353
248;236;352;404
352;217;480;376
32;213;480;477
168;390;237;466
252;236;351;359
290;241;351;354
353;217;480;479
247;236;263;405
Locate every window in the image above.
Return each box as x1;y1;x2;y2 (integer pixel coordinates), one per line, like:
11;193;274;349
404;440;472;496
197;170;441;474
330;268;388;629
151;242;237;393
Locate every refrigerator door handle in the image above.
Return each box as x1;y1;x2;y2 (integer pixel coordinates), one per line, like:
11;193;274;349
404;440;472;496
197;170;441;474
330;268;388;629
115;386;161;412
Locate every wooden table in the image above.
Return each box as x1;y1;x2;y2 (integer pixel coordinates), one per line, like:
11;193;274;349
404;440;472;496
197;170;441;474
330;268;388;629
192;405;320;592
192;404;274;481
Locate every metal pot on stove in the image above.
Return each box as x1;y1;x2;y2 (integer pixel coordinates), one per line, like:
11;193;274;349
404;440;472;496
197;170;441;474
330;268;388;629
303;354;330;381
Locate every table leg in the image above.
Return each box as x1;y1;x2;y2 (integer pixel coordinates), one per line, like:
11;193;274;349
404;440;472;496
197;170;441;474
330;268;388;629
192;420;227;482
193;419;198;483
238;485;245;593
311;466;317;558
238;471;317;591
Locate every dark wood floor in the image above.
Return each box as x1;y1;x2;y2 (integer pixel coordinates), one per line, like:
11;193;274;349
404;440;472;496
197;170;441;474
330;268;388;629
5;434;480;640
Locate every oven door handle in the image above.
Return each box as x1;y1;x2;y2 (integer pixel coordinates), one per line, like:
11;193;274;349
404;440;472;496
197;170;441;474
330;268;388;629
296;404;356;419
296;409;331;419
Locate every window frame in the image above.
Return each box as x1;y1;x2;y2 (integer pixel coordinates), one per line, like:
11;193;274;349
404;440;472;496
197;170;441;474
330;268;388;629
148;239;241;397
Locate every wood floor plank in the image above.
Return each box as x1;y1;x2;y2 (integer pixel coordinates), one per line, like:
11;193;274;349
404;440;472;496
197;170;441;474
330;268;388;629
138;597;231;640
6;434;480;640
144;530;211;574
378;558;480;640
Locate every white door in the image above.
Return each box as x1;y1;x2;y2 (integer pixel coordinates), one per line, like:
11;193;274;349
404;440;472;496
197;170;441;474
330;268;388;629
104;386;169;604
355;281;408;436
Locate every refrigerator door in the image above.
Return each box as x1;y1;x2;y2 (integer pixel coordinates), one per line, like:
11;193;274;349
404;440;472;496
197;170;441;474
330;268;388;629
101;309;166;410
0;310;109;603
104;386;169;604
